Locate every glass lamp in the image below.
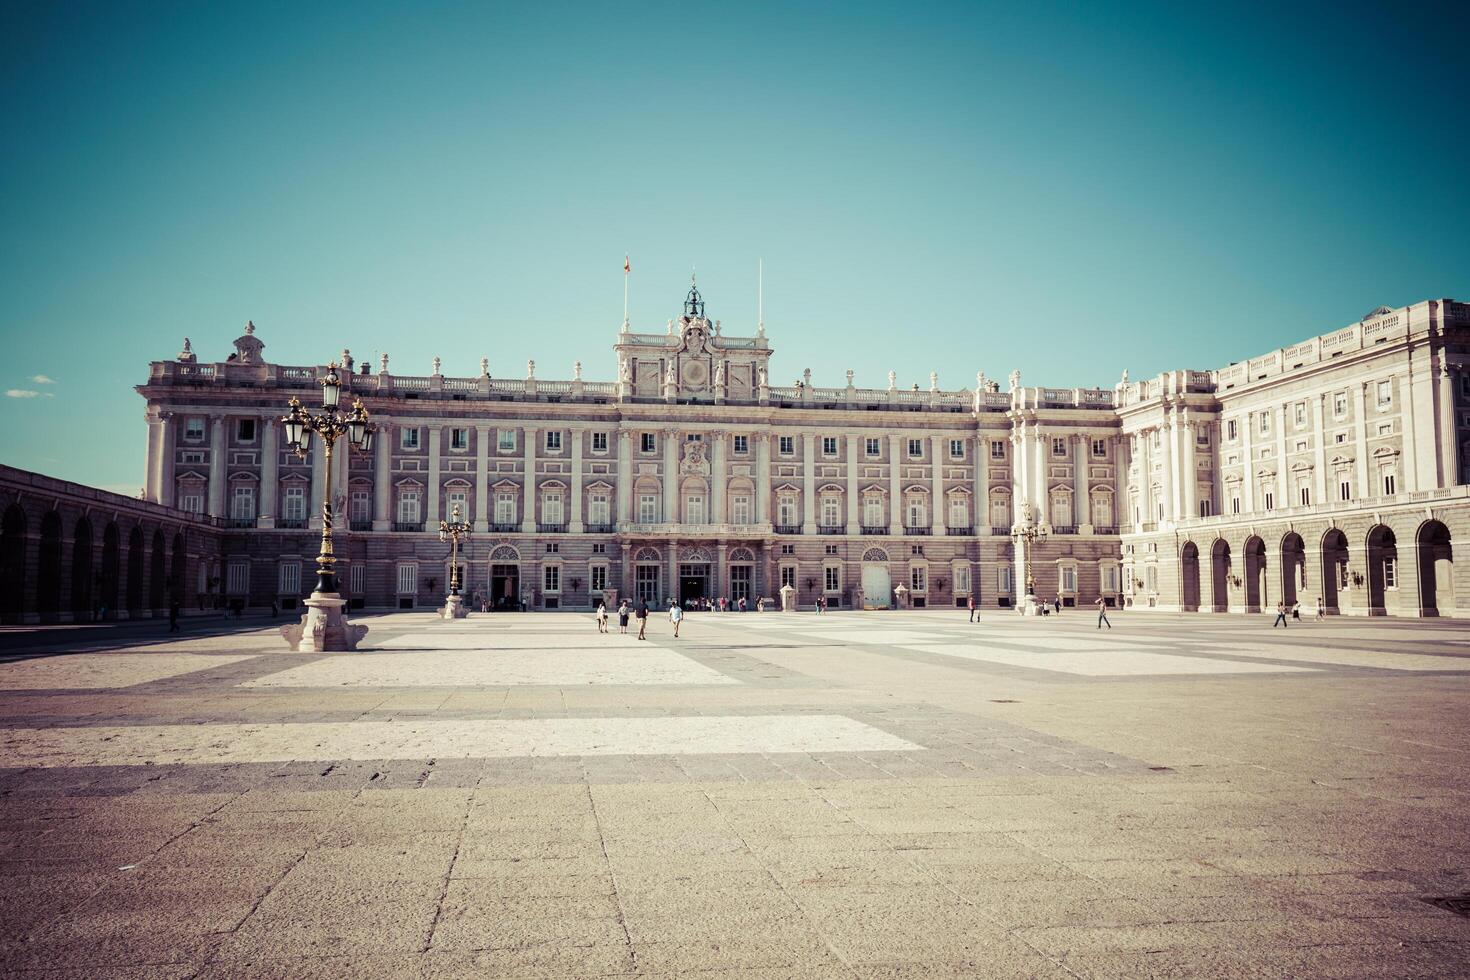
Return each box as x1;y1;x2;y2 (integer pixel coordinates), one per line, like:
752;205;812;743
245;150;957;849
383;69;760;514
320;364;341;409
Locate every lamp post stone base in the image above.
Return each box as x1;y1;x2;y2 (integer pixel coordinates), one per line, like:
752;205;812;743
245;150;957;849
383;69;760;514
1021;593;1044;617
280;592;368;651
441;594;468;619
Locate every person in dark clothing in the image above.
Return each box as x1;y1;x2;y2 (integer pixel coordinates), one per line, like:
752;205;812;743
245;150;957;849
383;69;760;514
635;599;649;640
168;601;181;633
617;600;630;634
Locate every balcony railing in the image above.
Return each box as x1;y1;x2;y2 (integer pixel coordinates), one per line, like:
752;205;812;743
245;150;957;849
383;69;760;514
1052;525;1077;535
392;521;424;533
945;526;973;536
226;518;257;529
349;519;373;532
1140;522;1158;532
490;522;519;533
278;518;307;530
903;526;932;536
584;523;614;534
1093;525;1118;535
538;522;567;534
991;526;1011;536
861;525;888;535
817;525;844;535
773;524;801;535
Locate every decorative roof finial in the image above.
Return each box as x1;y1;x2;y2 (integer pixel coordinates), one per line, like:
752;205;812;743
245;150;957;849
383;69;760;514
177;338;196;363
684;270;705;318
245;320;255;335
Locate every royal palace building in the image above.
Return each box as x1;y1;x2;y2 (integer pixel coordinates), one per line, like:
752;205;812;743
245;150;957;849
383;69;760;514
127;283;1469;618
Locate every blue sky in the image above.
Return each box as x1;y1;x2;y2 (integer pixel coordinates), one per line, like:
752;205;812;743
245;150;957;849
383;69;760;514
2;0;1467;493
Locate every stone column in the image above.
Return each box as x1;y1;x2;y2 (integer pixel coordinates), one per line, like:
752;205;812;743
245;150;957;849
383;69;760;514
1440;365;1460;487
308;433;325;530
259;412;279;528
426;426;442;524
756;434;771;524
712;432;727;524
1181;421;1197;521
472;425;490;532
1012;420;1028;525
207;415;226;517
1241;412;1255;513
158;412;176;508
1313;394;1328;507
845;434;859;534
1274;403;1288;507
145;410;163;503
930;434;945;533
888;434;902;530
372;421;391;531
570;427;584;533
616;431;632;525
715;542;726;598
1402;368;1420;492
1030;427;1047;526
1138;429;1152;524
975;430;989;534
668;541;679;606
1159;415;1176;524
1075;434;1091;531
1356;383;1371;499
663;428;679;524
802;433;816;534
521;425;537;533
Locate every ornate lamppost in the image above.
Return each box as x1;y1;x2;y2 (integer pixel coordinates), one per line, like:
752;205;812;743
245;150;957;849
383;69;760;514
438;504;472;619
278;362;375;651
1012;502;1048;617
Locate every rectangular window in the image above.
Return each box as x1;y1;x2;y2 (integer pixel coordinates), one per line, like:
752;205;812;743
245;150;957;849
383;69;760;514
685;494;705;524
949;439;964;459
590;565;607;591
1294;402;1307;427
497;429;516;452
731;495;751;524
1299;486;1311;507
1296;440;1308;452
641;432;656;453
1376;380;1392;408
1263;490;1274;511
990;441;1006;459
1230;494;1241;515
349;563;364;596
1259;413;1269;435
1226;419;1237;441
350;490;371;521
592;431;608;453
866;437;881;457
447;489;469;520
283;486;306;521
1333;392;1348;417
180;493;203;514
733;435;748;454
230;486;256;520
824;566;840;592
184;418;205;442
543;565;560;592
822;436;837;456
864;497;884;527
1145;565;1158;593
1382;471;1396;496
543;493;563;523
396;563;417;595
780;566;796;589
910;566;928;592
278;562;301;595
907;438;923;458
1061;566;1077;593
1052;437;1067;457
236;418;256;443
1335;432;1347;444
999;565;1013;594
638;494;658;523
779;435;794;456
180;451;205;464
821;497;840;526
954;564;971;594
1377;422;1392;436
1198;499;1213;517
949;497;967;527
1092;438;1106;457
1339;480;1352;502
397;490;421;524
1196;429;1209;446
227;561;250;595
589;494;609;525
1383;557;1397;589
495;493;516;524
545;431;562;452
401;427;420;450
450;428;468;451
906;497;926;528
777;496;797;526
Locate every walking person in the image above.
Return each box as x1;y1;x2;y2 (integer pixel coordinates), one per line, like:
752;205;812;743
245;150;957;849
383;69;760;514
1291;600;1301;623
967;594;976;623
1315;596;1325;621
1095;596;1111;629
1273;601;1288;628
168;599;181;633
1054;595;1062;615
635;599;649;639
617;599;630;634
596;601;609;634
669;600;683;638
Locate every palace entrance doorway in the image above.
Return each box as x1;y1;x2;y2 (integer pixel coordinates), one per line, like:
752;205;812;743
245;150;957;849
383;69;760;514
679;563;710;604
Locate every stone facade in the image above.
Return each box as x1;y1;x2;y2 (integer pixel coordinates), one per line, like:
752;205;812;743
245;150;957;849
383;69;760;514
131;287;1468;617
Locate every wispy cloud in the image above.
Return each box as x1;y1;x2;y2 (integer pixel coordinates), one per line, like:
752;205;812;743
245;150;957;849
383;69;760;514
6;389;39;398
30;374;56;384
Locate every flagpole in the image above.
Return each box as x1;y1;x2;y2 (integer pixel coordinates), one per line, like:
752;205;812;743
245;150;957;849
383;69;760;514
622;254;630;332
757;258;764;336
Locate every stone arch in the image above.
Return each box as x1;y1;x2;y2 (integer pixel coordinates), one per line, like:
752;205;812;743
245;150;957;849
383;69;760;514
1280;531;1306;608
861;547;890;563
1415;519;1453;616
149;528;167;613
488;544;520;562
1320;527;1349;614
1180;541;1200;612
634;546;661;562
1242;535;1267;612
728;547;754;563
1;505;26;624
100;523;120;619
126;525;145;614
1365;524;1397;616
37;511;63;623
1210;538;1231;613
71;516;94;620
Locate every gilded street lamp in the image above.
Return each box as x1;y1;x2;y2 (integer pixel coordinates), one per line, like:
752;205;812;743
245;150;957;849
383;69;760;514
278;363;376;650
439;503;471;617
1011;502;1048;616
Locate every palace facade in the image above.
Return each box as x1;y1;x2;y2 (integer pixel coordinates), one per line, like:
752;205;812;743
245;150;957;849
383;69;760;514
126;283;1468;618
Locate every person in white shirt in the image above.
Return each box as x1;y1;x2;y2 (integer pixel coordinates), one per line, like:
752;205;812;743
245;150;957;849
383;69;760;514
668;600;684;638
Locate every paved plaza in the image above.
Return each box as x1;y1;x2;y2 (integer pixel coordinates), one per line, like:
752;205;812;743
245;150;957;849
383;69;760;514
1;610;1468;978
